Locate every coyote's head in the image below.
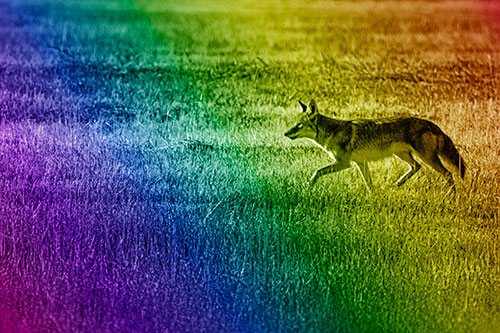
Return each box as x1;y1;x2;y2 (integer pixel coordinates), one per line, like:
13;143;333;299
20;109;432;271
284;99;319;140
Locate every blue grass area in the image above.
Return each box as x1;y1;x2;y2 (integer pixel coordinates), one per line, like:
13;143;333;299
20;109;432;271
0;122;237;331
1;0;171;123
0;1;242;329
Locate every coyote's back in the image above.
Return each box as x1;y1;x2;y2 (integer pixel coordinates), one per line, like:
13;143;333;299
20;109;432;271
284;99;465;191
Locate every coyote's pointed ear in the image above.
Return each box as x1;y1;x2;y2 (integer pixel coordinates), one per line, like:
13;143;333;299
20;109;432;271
298;100;307;113
309;99;318;115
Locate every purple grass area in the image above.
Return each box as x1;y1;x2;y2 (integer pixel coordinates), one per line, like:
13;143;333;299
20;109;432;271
0;122;234;331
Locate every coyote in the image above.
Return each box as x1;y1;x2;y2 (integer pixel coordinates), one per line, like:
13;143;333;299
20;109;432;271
284;99;465;191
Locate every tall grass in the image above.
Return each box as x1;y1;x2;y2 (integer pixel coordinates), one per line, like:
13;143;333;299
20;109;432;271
1;0;500;331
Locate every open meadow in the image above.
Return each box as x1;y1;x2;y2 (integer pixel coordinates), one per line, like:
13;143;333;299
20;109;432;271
1;0;500;331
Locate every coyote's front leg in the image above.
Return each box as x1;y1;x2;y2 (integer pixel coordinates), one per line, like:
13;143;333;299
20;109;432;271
310;160;350;186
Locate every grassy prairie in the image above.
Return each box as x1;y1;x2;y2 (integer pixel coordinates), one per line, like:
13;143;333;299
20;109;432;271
1;0;500;331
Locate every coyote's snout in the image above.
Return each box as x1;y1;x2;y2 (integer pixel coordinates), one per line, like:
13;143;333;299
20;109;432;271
285;99;465;192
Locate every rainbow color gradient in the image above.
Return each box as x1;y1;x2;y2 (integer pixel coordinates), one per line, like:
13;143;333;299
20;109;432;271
1;0;500;331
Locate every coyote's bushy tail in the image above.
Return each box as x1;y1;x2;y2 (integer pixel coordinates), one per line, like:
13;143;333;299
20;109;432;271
438;134;465;179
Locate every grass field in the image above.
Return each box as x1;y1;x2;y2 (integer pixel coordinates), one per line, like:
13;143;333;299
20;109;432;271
1;0;500;331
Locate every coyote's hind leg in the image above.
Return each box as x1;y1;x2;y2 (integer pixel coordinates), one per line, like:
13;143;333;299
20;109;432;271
353;160;373;193
394;151;421;186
